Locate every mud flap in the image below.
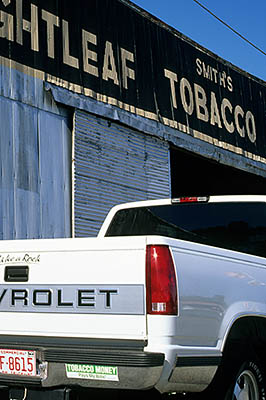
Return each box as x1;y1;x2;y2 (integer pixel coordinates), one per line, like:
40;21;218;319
9;388;71;400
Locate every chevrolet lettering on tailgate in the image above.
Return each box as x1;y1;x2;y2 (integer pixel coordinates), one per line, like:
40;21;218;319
0;285;144;314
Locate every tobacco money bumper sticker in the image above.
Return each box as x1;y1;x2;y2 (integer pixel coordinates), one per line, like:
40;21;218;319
65;364;119;381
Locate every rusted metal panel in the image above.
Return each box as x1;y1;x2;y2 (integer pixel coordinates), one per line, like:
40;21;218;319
73;110;170;237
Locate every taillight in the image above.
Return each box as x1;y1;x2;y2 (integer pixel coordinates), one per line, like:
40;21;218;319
146;245;178;315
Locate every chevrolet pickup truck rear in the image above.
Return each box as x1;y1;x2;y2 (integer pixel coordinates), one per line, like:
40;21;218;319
1;195;266;400
0;236;164;390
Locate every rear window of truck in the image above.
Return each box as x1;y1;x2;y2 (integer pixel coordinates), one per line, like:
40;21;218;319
105;202;266;257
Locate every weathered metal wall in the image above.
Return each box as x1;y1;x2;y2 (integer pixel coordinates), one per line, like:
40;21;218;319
73;110;170;237
0;65;71;239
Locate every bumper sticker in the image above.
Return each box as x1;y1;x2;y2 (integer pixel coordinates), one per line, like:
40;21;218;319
65;364;119;381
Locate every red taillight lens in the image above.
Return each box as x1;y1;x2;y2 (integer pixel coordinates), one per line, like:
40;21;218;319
146;245;178;315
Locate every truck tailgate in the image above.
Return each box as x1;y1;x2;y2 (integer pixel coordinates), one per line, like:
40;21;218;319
0;236;147;341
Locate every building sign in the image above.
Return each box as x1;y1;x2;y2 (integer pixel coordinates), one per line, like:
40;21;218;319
0;0;266;162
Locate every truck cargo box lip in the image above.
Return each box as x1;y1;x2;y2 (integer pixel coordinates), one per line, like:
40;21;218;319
0;335;147;350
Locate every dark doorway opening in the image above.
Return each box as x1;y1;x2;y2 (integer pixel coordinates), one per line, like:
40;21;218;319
170;146;266;197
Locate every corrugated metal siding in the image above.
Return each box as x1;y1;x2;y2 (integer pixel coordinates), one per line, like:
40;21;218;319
74;110;170;237
0;95;71;239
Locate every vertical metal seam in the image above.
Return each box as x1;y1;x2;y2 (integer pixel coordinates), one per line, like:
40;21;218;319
72;110;76;238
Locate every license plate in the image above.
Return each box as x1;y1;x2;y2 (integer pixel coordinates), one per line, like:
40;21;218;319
0;349;37;376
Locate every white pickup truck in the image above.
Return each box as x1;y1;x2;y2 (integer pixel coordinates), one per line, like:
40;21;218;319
1;195;266;400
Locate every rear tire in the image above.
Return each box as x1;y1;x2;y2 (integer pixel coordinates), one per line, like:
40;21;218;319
225;360;266;400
